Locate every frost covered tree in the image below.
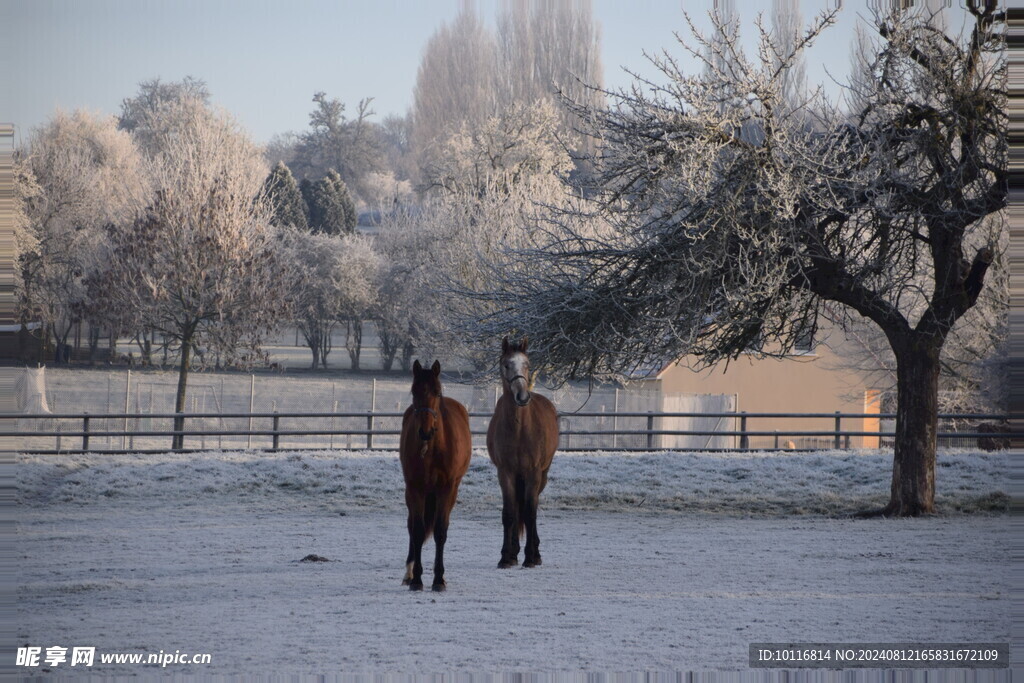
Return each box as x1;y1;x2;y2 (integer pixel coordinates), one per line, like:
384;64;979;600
374;207;421;371
379;114;417;183
335;233;380;371
471;3;1007;516
326;169;358;233
263;161;308;230
771;0;807;112
90;98;286;449
118;76;210;153
21;110;148;362
416;101;574;374
290;92;382;201
421;99;571;198
275;228;346;368
495;0;603;165
306;169;356;235
412;3;498;174
412;0;602;185
361;171;413;217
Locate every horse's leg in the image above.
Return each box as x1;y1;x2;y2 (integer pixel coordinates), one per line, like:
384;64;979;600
405;496;426;591
523;476;542;568
497;471;519;568
431;488;455;591
403;490;417;585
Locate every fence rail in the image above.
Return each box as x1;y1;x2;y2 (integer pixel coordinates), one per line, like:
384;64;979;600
5;410;1012;454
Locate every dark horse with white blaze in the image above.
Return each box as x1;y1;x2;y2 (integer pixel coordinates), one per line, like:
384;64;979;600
399;360;472;591
487;337;559;568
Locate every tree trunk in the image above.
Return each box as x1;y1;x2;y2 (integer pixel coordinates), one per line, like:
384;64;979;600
886;338;941;516
347;319;362;371
88;325;100;364
401;340;415;372
310;335;320;369
321;322;333;368
173;336;193;451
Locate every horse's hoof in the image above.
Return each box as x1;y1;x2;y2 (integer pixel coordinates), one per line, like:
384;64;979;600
497;559;518;569
432;581;447;592
409;580;424;591
523;558;542;568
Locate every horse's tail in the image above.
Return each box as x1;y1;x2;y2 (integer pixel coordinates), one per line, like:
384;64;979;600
515;475;527;539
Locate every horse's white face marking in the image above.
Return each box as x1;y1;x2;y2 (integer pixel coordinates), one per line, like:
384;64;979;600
502;352;531;406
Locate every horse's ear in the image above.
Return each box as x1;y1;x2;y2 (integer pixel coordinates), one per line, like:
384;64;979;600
520;336;529;352
502;336;510;354
431;360;441;377
413;359;422;374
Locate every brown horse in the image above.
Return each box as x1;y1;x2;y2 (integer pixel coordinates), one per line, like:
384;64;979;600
399;360;472;591
487;337;559;568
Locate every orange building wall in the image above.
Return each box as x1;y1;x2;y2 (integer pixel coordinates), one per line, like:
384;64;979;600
644;338;881;449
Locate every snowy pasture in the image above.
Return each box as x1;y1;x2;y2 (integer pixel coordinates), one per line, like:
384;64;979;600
17;449;1011;674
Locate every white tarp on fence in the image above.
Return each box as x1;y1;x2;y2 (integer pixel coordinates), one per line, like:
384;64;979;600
16;367;50;414
659;393;737;449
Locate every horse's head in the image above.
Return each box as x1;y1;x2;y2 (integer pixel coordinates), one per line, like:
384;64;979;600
500;336;532;407
411;359;442;441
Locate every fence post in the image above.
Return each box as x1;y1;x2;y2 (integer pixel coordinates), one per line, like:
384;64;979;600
330;399;338;449
272;412;280;452
613;388;619;449
247;374;255;449
369;380;377;449
172;414;186;452
774;431;778;450
82;414;90;451
740;412;749;450
834;412;842;449
122;368;131;449
646;412;654;450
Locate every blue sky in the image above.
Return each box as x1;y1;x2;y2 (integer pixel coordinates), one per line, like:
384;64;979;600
3;1;969;146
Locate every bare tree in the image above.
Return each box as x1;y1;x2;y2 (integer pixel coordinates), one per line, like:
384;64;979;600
91;98;286;449
469;3;1006;516
839;214;1009;416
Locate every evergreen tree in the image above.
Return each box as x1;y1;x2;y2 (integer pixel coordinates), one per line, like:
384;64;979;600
299;178;315;228
263;162;308;230
325;169;358;233
306;172;346;235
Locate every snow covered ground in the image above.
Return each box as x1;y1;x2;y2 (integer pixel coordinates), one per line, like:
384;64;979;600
16;449;1011;675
